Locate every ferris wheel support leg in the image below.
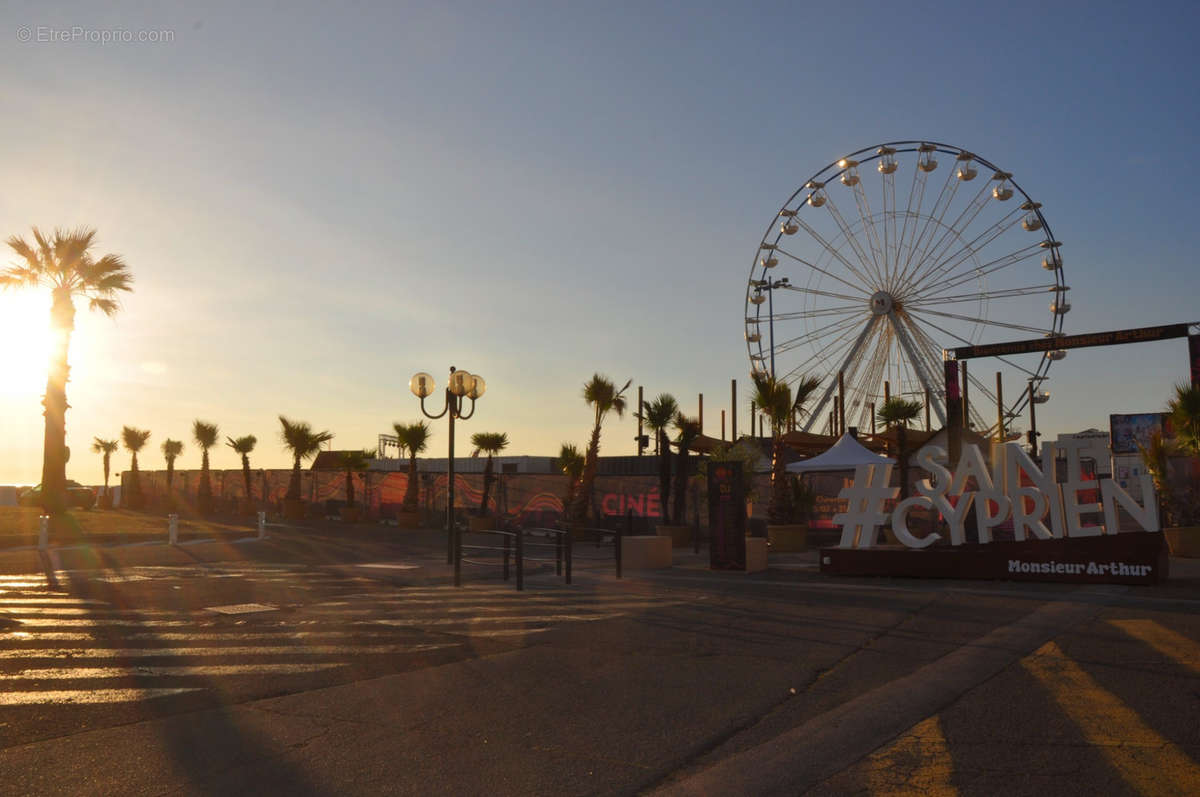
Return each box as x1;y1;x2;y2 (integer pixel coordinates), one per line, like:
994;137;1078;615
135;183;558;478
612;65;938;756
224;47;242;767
886;311;947;427
802;316;879;433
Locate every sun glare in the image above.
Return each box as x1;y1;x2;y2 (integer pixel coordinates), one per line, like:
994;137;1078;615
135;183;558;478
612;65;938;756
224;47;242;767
0;290;52;398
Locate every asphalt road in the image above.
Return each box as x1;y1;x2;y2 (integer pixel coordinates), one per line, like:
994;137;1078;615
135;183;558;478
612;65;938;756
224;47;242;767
0;527;1198;795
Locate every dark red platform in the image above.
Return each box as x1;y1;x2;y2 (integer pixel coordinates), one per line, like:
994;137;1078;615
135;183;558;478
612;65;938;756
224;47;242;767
819;532;1169;585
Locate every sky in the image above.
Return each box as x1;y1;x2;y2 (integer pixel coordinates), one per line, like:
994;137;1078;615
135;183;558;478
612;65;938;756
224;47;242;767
1;0;1198;486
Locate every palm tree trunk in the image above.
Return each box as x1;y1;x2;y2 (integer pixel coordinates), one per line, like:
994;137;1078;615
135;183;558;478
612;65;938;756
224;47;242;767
166;460;175;490
480;455;494;514
102;455;111;494
40;292;74;515
672;444;688;525
345;469;355;507
198;450;213;513
658;430;672;524
128;453;141;509
242;456;252;503
768;433;792;524
897;425;909;501
288;455;302;501
571;421;602;523
403;455;418;511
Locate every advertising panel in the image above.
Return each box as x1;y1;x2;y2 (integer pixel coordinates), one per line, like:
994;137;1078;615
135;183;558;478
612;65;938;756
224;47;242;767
1109;413;1168;455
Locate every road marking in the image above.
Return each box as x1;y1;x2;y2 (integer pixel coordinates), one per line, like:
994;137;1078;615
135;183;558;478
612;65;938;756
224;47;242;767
0;663;346;679
0;643;461;660
1022;640;1200;796
865;715;956;796
2;630;405;642
0;688;202;705
204;603;279;615
371;612;625;627
1108;619;1200;675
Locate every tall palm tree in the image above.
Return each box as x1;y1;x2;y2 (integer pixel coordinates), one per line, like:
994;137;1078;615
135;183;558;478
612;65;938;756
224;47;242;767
1;227;132;513
557;443;585;519
750;373;821;524
571;374;631;523
877;397;923;501
336;448;374;510
192;420;219;514
639;394;678;523
671;413;702;525
279;416;333;502
470;432;509;516
91;437;119;500
121;426;151;510
226;435;258;504
161;439;184;491
393;421;431;513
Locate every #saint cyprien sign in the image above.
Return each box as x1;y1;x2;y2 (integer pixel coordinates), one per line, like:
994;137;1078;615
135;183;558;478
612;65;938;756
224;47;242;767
834;441;1159;551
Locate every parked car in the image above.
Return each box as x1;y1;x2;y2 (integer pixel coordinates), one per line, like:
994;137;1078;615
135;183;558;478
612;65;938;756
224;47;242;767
17;481;96;509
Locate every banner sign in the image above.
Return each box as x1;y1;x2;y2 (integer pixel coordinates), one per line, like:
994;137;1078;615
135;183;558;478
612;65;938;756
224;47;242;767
708;461;746;570
951;323;1190;360
1110;413;1169;455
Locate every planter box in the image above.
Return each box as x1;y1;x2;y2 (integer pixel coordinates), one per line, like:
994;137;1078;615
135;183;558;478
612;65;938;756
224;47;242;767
621;535;672;570
746;536;768;573
395;511;421;529
768;524;808;552
1164;526;1200;558
656;524;693;548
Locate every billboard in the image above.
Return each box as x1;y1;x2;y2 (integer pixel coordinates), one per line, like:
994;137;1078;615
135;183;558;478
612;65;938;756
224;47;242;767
1109;413;1168;455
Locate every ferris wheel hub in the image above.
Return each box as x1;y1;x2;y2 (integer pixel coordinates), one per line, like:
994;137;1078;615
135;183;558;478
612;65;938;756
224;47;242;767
869;291;895;316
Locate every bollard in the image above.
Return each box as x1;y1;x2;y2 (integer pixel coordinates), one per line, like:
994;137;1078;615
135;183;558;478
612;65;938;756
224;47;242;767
515;528;524;591
257;510;267;540
38;514;49;550
503;534;510;581
168;513;179;545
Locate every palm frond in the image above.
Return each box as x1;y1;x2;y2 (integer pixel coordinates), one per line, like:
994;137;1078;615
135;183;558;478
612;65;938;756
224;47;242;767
91;437;119;455
121;425;151;452
192;420;220;449
161;438;184;460
877;397;923;428
226;435;257;454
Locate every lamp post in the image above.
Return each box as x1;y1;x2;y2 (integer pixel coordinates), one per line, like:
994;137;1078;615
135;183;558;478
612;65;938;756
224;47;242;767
753;276;790;378
411;366;486;584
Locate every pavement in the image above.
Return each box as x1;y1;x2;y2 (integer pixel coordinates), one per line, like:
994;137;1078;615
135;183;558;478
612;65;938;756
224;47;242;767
1;521;1199;795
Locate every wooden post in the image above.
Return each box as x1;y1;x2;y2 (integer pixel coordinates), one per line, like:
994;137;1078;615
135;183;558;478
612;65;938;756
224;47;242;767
698;393;704;433
961;362;970;429
1028;381;1039;457
838;370;846;436
924;387;931;431
721;409;726;441
731;379;737;440
637;385;644;455
870;403;876;436
995;371;1004;441
884;380;891;404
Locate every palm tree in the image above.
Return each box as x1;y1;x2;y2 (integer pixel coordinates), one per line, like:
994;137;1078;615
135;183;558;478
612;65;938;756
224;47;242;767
226;435;257;505
750;373;822;524
192;420;219;514
470;432;509;516
571;374;631;523
672;413;702;525
161;439;184;491
1168;382;1200;458
336;448;375;511
279;416;333;502
877;397;923;501
121;426;151;510
1;227;132;513
91;437;119;501
639;394;678;523
557;443;585;519
393;421;431;513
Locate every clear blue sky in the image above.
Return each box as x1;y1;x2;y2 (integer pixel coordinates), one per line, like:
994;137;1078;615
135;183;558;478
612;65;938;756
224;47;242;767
1;0;1197;485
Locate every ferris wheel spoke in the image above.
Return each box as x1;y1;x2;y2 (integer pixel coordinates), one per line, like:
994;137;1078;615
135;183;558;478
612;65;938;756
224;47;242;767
893;162;932;292
848;179;888;285
911;244;1043;298
782;224;877;294
821;196;884;287
886;312;946;424
777;283;870;304
905;283;1060;307
908;306;1050;336
882;166;898;280
895;165;962;292
905;309;1042;378
800;316;882;432
767;304;865;323
772;313;865;355
904;178;995;291
907;207;1025;295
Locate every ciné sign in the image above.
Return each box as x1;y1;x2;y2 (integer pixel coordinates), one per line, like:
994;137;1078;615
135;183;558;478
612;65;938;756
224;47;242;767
833;440;1158;549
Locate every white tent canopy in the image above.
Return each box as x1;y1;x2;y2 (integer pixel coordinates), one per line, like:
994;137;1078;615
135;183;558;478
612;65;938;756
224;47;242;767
785;433;895;473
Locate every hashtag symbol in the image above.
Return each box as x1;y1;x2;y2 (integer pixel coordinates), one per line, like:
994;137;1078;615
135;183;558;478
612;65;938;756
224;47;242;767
833;464;898;548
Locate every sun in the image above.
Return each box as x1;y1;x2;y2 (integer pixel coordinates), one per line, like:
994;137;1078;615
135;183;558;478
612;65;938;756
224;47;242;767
0;289;53;399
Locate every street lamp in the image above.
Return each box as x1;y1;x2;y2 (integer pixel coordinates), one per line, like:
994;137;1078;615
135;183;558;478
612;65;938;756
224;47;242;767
752;275;790;378
411;366;486;583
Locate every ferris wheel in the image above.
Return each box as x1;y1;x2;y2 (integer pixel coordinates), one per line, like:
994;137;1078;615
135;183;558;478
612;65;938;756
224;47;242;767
746;141;1068;436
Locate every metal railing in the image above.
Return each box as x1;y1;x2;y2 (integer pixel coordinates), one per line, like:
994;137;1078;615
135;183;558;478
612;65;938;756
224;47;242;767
457;525;573;591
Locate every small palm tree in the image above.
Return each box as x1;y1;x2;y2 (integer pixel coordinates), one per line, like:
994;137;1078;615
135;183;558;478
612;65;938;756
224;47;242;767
393;421;431;513
161;439;184;491
2;227;132;513
877;397;923;501
639;394;678;523
336;448;375;510
470;432;509;516
672;413;702;525
121;426;151;509
751;373;821;524
192;420;219;514
1168;382;1200;458
279;416;333;502
226;435;257;505
557;443;585;519
91;438;119;500
571;374;631;523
